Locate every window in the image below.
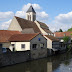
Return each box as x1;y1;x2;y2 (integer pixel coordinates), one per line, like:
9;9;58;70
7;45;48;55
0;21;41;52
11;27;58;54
40;44;44;48
21;44;25;49
30;15;31;21
64;33;66;36
28;15;29;20
32;44;37;49
38;38;41;41
33;15;36;21
12;44;14;46
71;40;72;43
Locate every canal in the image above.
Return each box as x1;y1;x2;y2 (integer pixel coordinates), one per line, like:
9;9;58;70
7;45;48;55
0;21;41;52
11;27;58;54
0;52;72;72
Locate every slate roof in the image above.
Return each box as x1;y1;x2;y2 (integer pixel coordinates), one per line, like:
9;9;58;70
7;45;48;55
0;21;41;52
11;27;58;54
0;30;21;43
15;16;41;33
37;21;53;34
45;35;59;41
26;5;36;13
54;32;72;38
9;33;40;42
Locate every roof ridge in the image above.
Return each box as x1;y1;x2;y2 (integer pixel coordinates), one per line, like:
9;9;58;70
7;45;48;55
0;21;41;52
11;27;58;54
15;16;35;23
9;33;40;42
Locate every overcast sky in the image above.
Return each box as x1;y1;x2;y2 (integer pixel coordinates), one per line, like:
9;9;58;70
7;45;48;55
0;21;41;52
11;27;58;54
0;0;72;32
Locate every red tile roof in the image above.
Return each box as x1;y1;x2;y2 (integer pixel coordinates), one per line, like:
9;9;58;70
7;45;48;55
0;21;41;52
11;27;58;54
45;35;59;41
9;33;40;42
54;32;72;38
0;30;21;43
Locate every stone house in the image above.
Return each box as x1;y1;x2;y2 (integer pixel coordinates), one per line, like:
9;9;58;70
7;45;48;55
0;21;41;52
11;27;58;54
54;32;72;50
0;30;21;53
44;35;60;54
9;33;47;59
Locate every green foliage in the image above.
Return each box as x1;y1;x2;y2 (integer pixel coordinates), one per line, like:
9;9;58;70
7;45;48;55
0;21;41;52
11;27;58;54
63;36;70;43
55;29;63;32
67;45;70;49
59;29;63;32
71;33;72;35
67;28;72;31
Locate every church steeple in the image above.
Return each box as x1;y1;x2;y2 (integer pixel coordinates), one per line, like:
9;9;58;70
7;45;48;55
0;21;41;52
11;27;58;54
26;5;36;21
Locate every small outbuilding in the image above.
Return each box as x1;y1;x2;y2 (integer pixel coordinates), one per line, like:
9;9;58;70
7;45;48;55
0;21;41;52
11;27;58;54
44;35;60;55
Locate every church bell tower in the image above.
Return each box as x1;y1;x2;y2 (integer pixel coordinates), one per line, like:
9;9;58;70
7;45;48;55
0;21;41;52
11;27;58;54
26;5;36;21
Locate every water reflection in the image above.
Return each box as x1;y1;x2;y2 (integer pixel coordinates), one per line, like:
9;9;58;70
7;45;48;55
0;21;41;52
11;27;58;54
0;52;72;72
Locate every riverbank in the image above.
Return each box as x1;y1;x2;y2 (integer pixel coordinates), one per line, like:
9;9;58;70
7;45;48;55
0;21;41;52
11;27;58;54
0;49;70;68
0;52;72;72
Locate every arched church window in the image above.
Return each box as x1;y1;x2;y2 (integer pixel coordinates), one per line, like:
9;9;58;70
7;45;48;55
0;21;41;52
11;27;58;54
33;15;36;21
30;15;31;21
28;15;29;20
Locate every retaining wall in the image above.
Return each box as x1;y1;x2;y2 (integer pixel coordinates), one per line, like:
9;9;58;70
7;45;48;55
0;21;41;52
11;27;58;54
0;51;31;67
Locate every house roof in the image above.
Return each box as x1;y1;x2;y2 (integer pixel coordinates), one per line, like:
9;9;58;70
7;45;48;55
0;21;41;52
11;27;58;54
37;21;53;34
54;32;72;38
0;30;21;43
26;5;36;13
15;16;41;33
37;21;49;29
45;35;59;41
9;33;40;42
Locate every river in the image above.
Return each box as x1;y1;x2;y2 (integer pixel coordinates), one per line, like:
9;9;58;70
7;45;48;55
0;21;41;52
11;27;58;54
0;52;72;72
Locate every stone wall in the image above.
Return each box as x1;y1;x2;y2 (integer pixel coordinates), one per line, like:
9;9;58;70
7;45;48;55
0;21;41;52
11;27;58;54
30;34;47;59
0;51;31;67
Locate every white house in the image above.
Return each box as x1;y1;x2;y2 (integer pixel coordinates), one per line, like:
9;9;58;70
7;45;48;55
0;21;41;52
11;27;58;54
9;33;47;59
44;35;60;54
0;30;21;53
54;32;72;50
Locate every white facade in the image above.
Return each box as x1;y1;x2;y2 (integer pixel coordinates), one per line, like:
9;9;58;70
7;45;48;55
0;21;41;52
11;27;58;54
44;36;60;50
8;17;22;31
10;42;30;51
26;12;36;21
44;36;52;49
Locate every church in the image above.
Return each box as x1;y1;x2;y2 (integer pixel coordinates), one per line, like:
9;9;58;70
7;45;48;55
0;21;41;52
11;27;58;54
8;5;60;54
0;5;60;59
8;5;53;35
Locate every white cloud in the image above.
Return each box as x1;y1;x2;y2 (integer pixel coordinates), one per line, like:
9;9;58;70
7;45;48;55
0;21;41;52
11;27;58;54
15;11;26;18
1;19;12;30
0;11;14;21
49;11;72;32
22;3;41;11
1;3;72;32
16;3;49;22
37;11;49;22
55;11;72;24
0;3;47;30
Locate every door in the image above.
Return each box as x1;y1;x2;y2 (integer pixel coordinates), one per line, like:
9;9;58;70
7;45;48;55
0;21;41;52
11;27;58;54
13;48;15;52
0;44;2;53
